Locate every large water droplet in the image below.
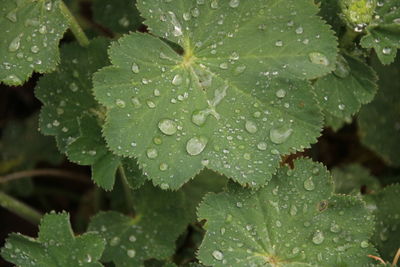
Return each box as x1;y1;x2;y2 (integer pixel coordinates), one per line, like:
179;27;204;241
146;148;158;159
275;89;286;98
192;110;209;126
131;63;139;73
186;136;208;156
382;47;392;55
303;177;315;191
212;250;224;260
8;35;21;52
333;55;350;78
270;126;293;144
245;120;258;134
172;74;183;85
158;119;177;135
309;52;329;66
312;230;324;245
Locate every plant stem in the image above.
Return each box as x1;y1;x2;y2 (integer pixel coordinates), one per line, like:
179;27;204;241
340;27;359;49
59;0;90;47
0;191;42;225
0;169;90;184
118;166;135;215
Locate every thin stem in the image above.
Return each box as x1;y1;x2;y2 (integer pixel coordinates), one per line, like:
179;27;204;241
392;248;400;267
0;169;90;184
118;166;135;215
0;191;42;225
340;27;359;50
59;0;90;47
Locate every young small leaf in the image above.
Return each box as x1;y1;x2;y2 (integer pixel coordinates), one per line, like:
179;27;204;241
1;212;105;267
197;158;376;266
0;0;69;85
360;0;400;65
314;53;378;119
93;0;338;189
88;183;190;266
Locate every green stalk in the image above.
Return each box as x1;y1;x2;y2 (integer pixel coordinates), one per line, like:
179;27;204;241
59;1;90;47
340;27;359;49
118;166;135;215
0;191;42;225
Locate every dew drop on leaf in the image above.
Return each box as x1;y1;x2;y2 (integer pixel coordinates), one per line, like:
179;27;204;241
269;126;293;144
159;163;168;171
229;0;240;8
382;47;392;55
115;99;126;108
8;35;21;52
110;236;120;246
127;249;136;258
131;97;141;108
308;52;329;66
31;45;40;54
245;120;258;134
312;230;324;245
131;63;139;73
146;148;158;159
360;240;369;248
275;89;286;98
212;250;224;260
160;183;169;189
192;110;209;126
172;74;183;85
303;177;315;191
158;119;177;135
186;136;208;156
333;55;350;78
257;142;267;151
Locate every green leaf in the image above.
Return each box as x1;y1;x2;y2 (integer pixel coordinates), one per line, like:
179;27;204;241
331;164;381;195
323;111;351;131
197;158;376;266
92;0;143;34
360;0;400;65
88;183;190;266
366;184;400;260
316;0;345;34
1;212;105;267
314;53;378;119
93;0;338;190
0;0;69;85
358;55;400;166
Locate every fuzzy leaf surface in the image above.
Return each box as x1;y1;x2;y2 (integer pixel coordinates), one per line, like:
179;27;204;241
93;0;337;189
92;0;142;34
0;212;105;267
197;158;376;266
88;183;189;266
314;53;378;119
358;55;400;166
360;0;400;65
36;39;145;190
0;0;69;85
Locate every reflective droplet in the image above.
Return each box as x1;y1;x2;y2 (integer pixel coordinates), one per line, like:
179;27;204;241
154;89;160;96
127;249;136;258
245;120;258;134
219;62;228;69
115;99;126;108
6;10;17;22
229;0;240;8
158;119;177;135
309;52;329;66
131;97;141;108
360;241;369;248
304;177;315;191
275;89;286;98
212;250;224;261
192;110;209;126
333;55;350;78
172;74;183;85
153;137;162;145
234;65;246;75
338;104;345;110
110;237;120;246
243;153;251;160
382;47;392;55
186;136;208;156
131;63;139;73
159;163;168;171
330;223;340;233
275;40;283;47
160;183;170;190
290;205;298;216
295;27;304;34
257;142;267;151
210;0;219;9
4;75;22;84
129;235;136;242
146;100;156;108
146;148;158;159
31;45;39;54
312;230;324;245
270;126;293;144
8;35;21;52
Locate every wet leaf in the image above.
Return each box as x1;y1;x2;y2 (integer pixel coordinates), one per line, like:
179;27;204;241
88;183;189;266
1;212;105;267
360;0;400;65
93;0;337;189
0;0;69;85
197;158;376;266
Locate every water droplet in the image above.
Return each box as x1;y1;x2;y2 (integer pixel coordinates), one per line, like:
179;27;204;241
243;153;251;160
158;119;177;135
127;249;136;258
159;163;168;171
172;74;183;85
219;62;228;69
160;183;170;189
115;99;126;108
186;136;208;156
110;237;120;246
275;40;283;47
229;0;240;8
312;230;324;245
153;137;162;145
257;142;267;151
303;177;315;191
330;223;340;233
131;97;141;108
146;148;158;159
245;120;258;134
360;241;369;248
45;1;52;11
382;47;392;55
295;27;304;34
31;45;39;54
6;10;17;22
292;247;300;254
131;63;139;73
309;52;329;66
183;12;191;21
154;89;161;96
146;100;156;108
270;126;293;144
212;250;224;260
192;110;209;126
4;75;22;84
234;65;246;75
39;25;47;34
8;35;21;52
191;7;200;17
275;89;286;98
333;55;350;78
210;0;219;9
290;205;298;216
129;235;136;242
338;104;345;110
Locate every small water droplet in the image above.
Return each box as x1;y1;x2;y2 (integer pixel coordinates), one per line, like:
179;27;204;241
160;183;170;189
159;163;168;171
295;27;303;34
245;120;258;134
115;99;126;108
275;89;286;98
154;89;161;96
131;63;139;73
219;62;228;69
186;136;208;156
275;40;283;47
303;177;315;191
131;97;141;108
333;55;350;78
146;100;156;108
8;35;21;52
146;148;158;159
290;205;298;216
192;110;209;126
229;0;240;8
234;65;246;75
257;142;267;151
210;0;219;9
158;119;177;135
153;137;162;145
212;250;224;260
110;237;120;246
6;10;17;22
312;230;324;245
129;235;136;242
330;223;340;233
360;241;369;248
309;52;329;66
172;74;183;85
127;249;136;258
382;47;392;55
338;104;345;110
31;45;39;54
270;126;293;144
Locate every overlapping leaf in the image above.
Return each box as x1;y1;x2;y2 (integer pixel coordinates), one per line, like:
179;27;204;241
92;0;143;34
93;0;337;189
314;53;378;119
1;212;105;267
366;184;400;260
197;158;376;266
0;0;69;85
358;55;400;166
360;0;400;65
88;183;190;266
36;38;145;190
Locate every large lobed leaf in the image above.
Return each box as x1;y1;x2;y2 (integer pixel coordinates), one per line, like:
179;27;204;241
36;38;145;190
0;0;69;85
93;0;338;190
197;158;376;266
1;212;105;267
88;183;190;266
